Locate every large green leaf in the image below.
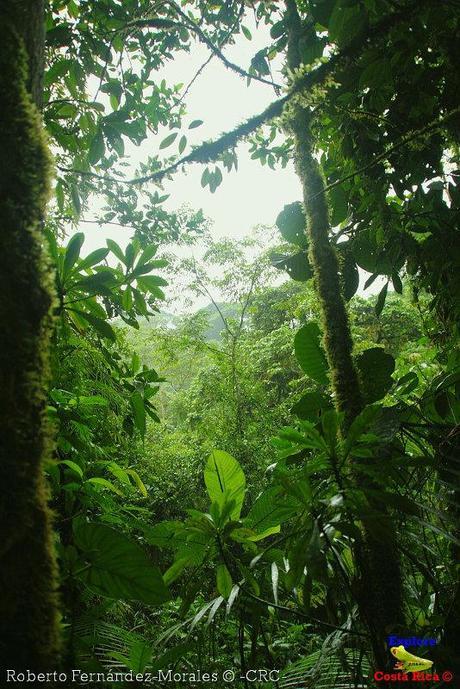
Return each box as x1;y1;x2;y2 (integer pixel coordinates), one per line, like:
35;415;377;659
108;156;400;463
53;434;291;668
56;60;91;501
275;202;308;248
294;323;329;385
63;233;84;278
292;391;331;421
77;247;110;271
355;347;395;403
245;487;298;537
270;251;313;282
309;0;335;27
204;450;246;520
74;522;171;605
216;564;233;599
131;391;146;438
336;243;359;301
88;129;105;164
73;310;116;342
159;132;178;149
329;184;348;226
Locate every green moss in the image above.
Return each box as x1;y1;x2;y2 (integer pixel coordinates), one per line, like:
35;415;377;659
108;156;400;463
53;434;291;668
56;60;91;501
0;25;61;669
291;114;364;428
284;0;405;668
291;104;406;670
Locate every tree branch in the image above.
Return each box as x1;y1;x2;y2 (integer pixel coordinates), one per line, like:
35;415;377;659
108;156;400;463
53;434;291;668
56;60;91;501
60;0;428;188
128;2;282;91
314;106;460;202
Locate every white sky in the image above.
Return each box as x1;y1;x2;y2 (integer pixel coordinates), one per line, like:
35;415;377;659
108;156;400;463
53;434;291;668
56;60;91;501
80;18;301;249
76;18;386;308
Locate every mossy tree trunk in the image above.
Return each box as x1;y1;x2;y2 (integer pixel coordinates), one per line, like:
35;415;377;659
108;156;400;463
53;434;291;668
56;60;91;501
0;0;61;670
285;0;405;672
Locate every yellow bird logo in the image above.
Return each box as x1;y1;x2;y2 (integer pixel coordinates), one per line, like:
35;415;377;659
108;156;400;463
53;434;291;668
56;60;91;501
390;645;433;673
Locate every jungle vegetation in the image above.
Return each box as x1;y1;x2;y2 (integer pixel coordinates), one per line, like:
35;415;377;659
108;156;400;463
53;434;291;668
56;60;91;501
1;0;460;687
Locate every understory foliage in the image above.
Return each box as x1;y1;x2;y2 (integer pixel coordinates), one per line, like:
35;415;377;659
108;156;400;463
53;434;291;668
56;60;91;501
1;0;460;686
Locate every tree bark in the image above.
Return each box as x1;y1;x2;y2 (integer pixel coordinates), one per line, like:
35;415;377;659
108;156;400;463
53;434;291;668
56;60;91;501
0;1;61;670
285;0;405;674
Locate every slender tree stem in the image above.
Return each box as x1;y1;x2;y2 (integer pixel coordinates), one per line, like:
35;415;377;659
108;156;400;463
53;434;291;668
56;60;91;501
284;0;405;673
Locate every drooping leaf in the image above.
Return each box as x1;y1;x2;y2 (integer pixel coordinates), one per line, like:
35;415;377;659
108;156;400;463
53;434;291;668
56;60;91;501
70;185;81;216
88;130;105;165
226;585;240;616
329;185;348;226
178;135;187;154
131;391;146;438
241;25;252;40
204;450;246;520
72;310;116;341
270;251;313;282
125;469;147;498
216;564;233;599
271;562;279;605
63;233;85;277
375;281;389;316
355;347;395;403
294;323;329;385
337;243;359;301
85;477;123;496
58;459;83;478
291;391;331;421
275;202;308;248
392;271;403;294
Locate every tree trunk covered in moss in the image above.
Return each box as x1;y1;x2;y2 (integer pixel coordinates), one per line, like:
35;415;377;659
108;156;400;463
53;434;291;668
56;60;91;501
285;0;405;671
0;1;61;670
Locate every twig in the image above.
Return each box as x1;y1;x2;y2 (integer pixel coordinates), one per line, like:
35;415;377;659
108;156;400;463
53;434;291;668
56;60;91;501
242;588;368;638
60;0;430;188
314;107;460;202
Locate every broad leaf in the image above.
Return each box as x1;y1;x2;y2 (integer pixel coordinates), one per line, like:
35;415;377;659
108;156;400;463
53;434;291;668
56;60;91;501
63;233;84;277
294;323;329;385
216;564;233;599
74;522;171;605
270;251;313;282
131;391;146;438
276;202;308;248
245;486;298;535
355;347;395;403
204;450;245;520
291;391;331;421
159;132;178;149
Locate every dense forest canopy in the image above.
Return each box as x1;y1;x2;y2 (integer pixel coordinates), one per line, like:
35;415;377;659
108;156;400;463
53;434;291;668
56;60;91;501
1;0;459;687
